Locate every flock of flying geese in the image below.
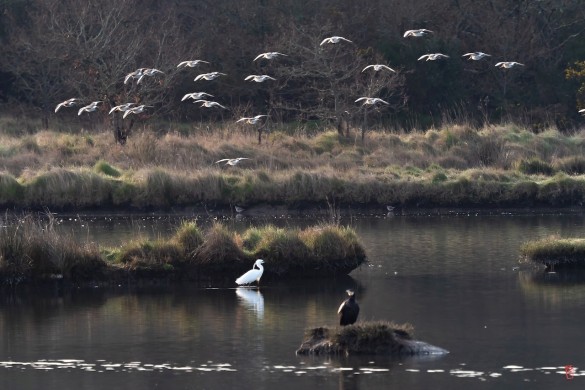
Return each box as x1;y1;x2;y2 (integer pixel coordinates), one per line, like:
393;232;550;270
54;27;583;133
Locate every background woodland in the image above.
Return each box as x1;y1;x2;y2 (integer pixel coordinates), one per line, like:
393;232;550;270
1;0;585;135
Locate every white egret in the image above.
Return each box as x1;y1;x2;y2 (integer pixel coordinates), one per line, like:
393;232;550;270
194;100;227;109
462;52;491;60
235;259;265;286
579;109;585;114
418;53;449;61
236;115;268;125
362;64;396;73
355;97;389;106
122;104;152;118
194;72;226;81
108;102;136;114
495;61;524;69
181;92;214;101
403;29;433;38
215;157;250;166
235;206;245;213
253;52;287;61
137;68;164;84
338;289;360;326
244;75;276;82
177;60;210;68
77;101;102;115
55;98;79;113
320;36;353;45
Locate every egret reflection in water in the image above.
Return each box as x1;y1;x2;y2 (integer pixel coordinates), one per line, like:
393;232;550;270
236;287;264;319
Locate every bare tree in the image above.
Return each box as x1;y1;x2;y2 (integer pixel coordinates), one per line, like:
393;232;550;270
271;22;405;140
2;0;200;142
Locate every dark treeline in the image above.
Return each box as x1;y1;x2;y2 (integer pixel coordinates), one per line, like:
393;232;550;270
1;0;584;136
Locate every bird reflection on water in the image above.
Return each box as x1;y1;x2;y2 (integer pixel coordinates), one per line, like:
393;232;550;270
236;287;264;319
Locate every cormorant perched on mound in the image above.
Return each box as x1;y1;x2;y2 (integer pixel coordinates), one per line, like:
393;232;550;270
338;289;360;326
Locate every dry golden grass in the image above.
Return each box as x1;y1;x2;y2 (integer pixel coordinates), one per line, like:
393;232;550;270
2;119;585;209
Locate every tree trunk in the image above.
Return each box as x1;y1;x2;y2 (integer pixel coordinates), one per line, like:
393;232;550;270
361;110;368;142
112;114;132;145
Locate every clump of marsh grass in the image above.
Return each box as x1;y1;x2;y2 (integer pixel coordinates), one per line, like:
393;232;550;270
0;215;105;285
94;160;121;178
301;225;366;268
520;235;585;269
298;321;423;355
516;158;556;175
173;221;204;257
0;172;23;204
242;225;312;275
194;222;247;269
554;156;585;175
331;321;415;352
23;168;113;208
115;238;182;270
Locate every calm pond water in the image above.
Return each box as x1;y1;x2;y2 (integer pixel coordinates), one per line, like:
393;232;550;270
1;212;585;389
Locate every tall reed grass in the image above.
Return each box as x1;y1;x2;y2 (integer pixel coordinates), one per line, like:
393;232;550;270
0;215;105;286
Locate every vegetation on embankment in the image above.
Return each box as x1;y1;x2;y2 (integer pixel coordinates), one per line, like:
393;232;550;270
0;217;366;286
520;235;585;270
3;123;585;210
296;321;449;356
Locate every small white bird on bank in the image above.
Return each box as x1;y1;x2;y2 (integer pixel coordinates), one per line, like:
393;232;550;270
195;100;227;109
320;36;352;45
137;68;164;84
177;60;210;68
418;53;449;61
579;109;585;114
254;52;287;61
236;115;268;125
403;29;433;38
181;92;214;101
215;157;250;166
462;52;491;60
245;75;276;82
355;97;389;106
362;64;396;73
194;72;226;81
77;101;102;115
235;259;265;286
122;104;152;118
108;102;136;114
235;205;245;213
55;98;79;113
495;61;524;69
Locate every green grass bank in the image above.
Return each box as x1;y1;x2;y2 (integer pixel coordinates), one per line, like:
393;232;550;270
0;217;366;286
2;123;585;211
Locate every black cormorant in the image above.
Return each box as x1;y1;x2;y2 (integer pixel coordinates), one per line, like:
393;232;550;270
338;289;359;326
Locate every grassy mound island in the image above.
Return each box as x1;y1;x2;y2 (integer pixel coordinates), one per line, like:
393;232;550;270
520;235;585;270
0;217;366;286
296;321;448;356
3;123;585;211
